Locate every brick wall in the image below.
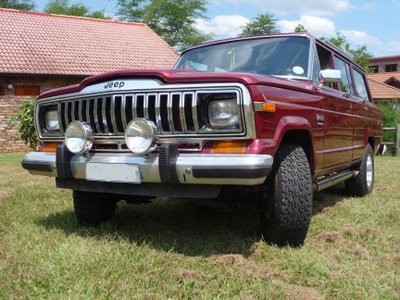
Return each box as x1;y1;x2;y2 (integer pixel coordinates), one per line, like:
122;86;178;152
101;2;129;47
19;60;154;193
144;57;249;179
0;96;33;153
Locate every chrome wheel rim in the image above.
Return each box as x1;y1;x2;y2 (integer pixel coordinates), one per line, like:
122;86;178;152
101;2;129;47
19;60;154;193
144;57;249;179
366;153;373;189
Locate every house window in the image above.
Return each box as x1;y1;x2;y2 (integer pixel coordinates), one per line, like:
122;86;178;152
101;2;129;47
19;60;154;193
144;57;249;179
385;64;397;72
14;85;40;96
370;65;379;73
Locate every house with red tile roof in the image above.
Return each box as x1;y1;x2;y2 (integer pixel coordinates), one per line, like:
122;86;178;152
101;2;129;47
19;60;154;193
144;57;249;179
0;8;178;153
0;8;178;96
367;56;400;102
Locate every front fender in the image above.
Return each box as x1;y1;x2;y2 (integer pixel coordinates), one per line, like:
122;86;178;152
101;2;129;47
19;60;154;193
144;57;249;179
273;116;312;144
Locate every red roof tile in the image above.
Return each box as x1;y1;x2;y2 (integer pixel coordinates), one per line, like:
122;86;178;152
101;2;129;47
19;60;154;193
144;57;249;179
368;72;400;83
367;77;400;100
0;8;179;76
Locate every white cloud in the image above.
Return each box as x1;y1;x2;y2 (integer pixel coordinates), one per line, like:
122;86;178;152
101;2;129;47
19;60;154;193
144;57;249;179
387;40;400;53
278;15;336;38
340;30;381;46
195;15;250;37
360;2;377;10
219;0;353;16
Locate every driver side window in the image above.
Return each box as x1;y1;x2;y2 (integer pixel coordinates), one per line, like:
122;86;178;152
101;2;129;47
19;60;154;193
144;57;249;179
315;44;334;88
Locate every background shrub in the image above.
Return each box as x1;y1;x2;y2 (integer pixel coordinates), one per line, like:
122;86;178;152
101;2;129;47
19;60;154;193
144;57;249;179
9;99;40;150
378;101;400;154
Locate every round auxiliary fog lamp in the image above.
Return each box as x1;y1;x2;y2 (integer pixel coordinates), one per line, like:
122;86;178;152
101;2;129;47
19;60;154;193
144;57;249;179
125;118;158;155
64;121;94;154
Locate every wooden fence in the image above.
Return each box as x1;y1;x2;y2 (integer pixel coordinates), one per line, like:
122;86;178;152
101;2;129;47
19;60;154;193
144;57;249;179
382;124;400;156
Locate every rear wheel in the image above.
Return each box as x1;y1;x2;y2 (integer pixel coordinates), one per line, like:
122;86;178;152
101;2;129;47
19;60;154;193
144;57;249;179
260;144;313;246
345;144;374;197
73;191;117;226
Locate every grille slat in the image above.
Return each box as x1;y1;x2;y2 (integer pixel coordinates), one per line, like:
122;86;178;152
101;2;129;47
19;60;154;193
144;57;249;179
131;95;137;119
191;93;199;132
71;101;75;121
78;100;83;121
93;99;101;133
58;90;241;137
167;93;175;133
101;98;108;133
143;94;149;119
155;94;162;131
85;99;91;125
121;96;127;129
179;93;187;132
111;96;118;134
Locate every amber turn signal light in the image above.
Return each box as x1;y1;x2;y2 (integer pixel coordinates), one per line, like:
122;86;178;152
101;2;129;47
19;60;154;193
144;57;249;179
211;141;247;154
39;142;60;153
262;103;276;112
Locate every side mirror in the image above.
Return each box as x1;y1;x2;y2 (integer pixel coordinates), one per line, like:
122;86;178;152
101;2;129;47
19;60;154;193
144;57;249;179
320;69;342;83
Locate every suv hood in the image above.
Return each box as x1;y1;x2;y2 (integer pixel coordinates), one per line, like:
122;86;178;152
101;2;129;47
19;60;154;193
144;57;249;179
38;69;314;99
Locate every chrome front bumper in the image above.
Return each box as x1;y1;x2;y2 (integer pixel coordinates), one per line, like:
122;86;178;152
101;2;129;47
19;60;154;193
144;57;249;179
22;150;273;186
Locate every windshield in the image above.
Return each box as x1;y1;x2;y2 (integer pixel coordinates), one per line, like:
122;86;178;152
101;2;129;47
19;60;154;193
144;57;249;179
175;36;311;78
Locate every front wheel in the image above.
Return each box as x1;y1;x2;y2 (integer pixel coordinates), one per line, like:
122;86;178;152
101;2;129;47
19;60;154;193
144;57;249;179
345;144;374;197
73;191;117;226
260;144;313;246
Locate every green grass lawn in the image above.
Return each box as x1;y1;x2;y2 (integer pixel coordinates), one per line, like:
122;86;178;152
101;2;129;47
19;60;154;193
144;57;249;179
0;153;399;299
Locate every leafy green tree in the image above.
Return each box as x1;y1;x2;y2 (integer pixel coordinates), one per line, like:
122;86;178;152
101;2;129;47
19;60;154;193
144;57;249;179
44;0;109;19
322;32;372;71
9;100;40;150
117;0;212;50
294;24;307;33
239;13;278;36
0;0;35;10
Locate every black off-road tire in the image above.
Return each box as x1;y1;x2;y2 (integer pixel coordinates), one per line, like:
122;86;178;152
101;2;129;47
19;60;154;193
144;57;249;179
73;191;117;226
260;144;313;246
345;144;374;197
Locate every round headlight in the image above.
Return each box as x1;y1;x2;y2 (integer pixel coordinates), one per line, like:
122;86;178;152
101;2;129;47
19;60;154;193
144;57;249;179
65;121;93;154
125;119;157;155
45;110;60;131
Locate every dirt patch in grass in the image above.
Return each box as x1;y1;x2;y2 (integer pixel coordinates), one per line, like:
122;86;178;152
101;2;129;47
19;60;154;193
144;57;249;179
208;254;322;299
275;280;322;300
0;189;15;199
315;227;383;259
176;268;204;280
210;254;286;278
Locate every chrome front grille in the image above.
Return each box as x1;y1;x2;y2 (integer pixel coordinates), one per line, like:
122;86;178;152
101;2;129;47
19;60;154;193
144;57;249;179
37;82;257;144
58;92;199;135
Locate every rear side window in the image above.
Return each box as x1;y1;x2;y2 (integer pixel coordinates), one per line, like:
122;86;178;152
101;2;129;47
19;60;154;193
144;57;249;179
353;70;370;101
334;57;354;95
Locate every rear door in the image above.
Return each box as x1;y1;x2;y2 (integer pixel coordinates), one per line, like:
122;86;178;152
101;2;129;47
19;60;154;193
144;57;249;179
315;44;354;168
351;68;375;159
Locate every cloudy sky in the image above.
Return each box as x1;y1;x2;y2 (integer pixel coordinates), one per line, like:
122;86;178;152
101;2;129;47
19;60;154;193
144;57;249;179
35;0;399;57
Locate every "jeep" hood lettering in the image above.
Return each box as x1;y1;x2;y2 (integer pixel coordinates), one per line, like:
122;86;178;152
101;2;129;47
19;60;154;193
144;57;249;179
104;81;125;89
